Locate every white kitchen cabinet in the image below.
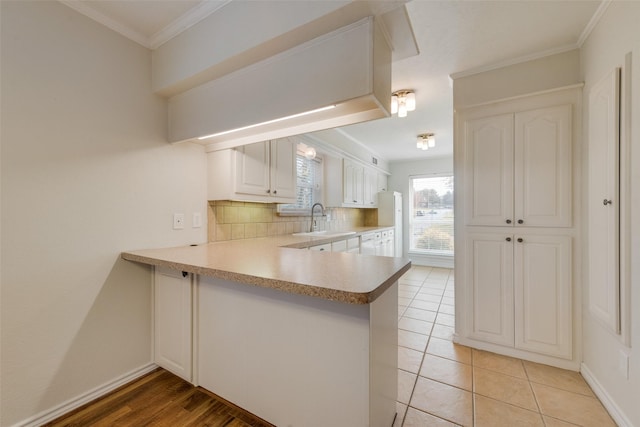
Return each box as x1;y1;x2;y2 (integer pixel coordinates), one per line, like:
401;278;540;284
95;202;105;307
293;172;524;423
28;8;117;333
463;105;572;228
325;157;381;208
377;172;388;192
207;137;296;203
343;159;364;206
455;86;581;368
347;237;361;254
331;240;347;252
154;266;193;382
363;167;378;207
309;243;331;252
514;234;572;359
465;232;572;359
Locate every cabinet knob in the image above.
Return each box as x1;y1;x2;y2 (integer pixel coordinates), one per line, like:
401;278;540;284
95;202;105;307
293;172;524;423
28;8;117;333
273;190;277;194
506;219;512;224
603;199;613;206
517;219;524;224
517;238;524;243
266;189;271;194
506;237;512;242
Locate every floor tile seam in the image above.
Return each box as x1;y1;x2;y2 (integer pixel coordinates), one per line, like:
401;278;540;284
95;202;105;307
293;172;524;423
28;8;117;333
540;414;582;426
471;387;541;413
404;404;463;427
527;379;597;398
414;373;474;394
472;393;545;422
403;328;434;427
470;364;529;381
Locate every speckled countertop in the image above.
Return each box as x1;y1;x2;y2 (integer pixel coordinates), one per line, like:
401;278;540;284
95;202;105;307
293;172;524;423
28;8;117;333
121;227;410;305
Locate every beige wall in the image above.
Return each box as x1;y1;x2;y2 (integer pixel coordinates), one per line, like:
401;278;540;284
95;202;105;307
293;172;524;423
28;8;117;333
580;2;640;426
0;1;207;425
453;49;581;109
207;201;375;242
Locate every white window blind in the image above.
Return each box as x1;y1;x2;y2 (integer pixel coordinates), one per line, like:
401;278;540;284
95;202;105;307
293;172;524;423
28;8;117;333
278;154;322;215
409;175;454;256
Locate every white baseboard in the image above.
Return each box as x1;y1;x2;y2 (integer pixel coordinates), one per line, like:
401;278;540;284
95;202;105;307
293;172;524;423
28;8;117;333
581;363;633;427
12;363;158;427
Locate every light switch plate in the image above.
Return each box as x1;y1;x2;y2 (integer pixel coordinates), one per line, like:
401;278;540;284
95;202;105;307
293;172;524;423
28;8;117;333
193;212;202;228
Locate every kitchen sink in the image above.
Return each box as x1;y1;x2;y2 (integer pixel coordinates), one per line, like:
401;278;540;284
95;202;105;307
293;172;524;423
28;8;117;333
292;231;357;237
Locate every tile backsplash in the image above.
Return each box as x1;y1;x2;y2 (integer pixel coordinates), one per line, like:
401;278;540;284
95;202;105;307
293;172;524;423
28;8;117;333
207;201;378;242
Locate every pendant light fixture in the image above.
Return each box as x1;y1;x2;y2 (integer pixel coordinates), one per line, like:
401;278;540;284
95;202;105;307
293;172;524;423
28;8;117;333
416;133;435;150
391;90;416;118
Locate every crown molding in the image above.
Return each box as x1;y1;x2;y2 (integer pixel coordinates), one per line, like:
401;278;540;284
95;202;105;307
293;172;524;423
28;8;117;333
577;0;612;47
149;1;233;49
59;0;233;50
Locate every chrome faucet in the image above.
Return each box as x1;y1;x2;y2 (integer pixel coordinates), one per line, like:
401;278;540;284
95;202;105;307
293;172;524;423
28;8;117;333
310;202;325;232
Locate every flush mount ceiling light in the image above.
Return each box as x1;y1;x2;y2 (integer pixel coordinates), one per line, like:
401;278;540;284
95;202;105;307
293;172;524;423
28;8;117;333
391;90;416;118
416;133;435;151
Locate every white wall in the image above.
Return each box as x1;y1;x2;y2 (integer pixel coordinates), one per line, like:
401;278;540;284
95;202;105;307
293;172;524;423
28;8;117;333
580;2;640;426
389;157;453;267
0;2;207;425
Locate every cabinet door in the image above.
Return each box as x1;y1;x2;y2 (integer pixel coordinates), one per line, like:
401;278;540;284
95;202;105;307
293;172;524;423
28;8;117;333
514;235;572;359
235;141;270;196
154;267;192;381
466;233;514;346
515;105;572;227
270;138;297;199
464;114;514;226
377;172;388;192
343;159;364;205
363;167;378;207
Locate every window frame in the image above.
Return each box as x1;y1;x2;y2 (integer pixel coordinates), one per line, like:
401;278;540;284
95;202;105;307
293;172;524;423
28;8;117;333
408;173;454;257
277;150;323;216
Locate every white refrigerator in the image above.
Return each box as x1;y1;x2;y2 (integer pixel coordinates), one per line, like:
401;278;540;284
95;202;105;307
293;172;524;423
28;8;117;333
377;191;403;257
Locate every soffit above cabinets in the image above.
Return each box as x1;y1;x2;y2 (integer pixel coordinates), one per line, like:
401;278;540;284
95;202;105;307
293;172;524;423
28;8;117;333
169;17;393;150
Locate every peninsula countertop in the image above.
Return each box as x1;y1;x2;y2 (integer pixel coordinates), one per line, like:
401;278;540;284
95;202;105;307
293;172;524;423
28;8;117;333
121;228;411;305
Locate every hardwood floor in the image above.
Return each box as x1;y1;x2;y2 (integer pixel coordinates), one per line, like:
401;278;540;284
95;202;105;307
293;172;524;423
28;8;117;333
44;369;275;427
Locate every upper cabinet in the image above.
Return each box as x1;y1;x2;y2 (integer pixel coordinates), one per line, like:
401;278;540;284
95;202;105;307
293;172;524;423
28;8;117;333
208;137;296;203
325;156;382;208
463;104;572;228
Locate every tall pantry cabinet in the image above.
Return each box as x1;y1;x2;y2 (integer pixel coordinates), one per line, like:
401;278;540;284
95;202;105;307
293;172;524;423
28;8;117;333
454;86;582;369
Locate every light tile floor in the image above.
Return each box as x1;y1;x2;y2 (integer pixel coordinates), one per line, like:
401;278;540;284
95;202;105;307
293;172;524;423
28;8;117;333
394;266;617;427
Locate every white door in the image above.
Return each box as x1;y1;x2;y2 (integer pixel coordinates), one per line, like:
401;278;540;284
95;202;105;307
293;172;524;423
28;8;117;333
270;137;297;199
343;159;363;205
363;168;378;207
466;233;514;346
235;141;270;196
514;105;572;227
588;68;621;333
464;114;514;226
514;234;572;359
154;267;192;381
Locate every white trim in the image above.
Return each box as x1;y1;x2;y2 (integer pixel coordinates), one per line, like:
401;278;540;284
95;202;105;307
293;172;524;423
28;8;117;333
577;0;613;47
450;44;578;80
407;253;454;269
149;1;233;49
580;363;633;427
11;363;158;427
59;0;233;50
455;83;585;111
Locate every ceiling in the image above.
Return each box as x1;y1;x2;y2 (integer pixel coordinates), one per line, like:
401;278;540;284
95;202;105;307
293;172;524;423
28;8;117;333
61;0;603;163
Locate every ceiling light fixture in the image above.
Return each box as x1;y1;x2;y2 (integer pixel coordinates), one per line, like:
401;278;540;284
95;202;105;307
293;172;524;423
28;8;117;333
416;133;435;151
304;147;317;160
391;90;416;118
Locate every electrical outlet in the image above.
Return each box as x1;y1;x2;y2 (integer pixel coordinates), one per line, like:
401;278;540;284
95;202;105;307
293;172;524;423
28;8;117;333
192;212;202;228
173;213;185;230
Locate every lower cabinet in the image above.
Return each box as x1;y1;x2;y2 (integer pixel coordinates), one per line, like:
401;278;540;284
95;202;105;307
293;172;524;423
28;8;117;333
465;232;572;359
154;266;193;381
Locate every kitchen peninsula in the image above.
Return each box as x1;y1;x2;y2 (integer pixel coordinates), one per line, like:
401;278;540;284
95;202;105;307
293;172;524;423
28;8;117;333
122;231;410;427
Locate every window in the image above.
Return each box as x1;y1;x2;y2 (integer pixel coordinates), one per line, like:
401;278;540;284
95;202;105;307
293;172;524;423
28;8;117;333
409;175;454;256
277;149;322;215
